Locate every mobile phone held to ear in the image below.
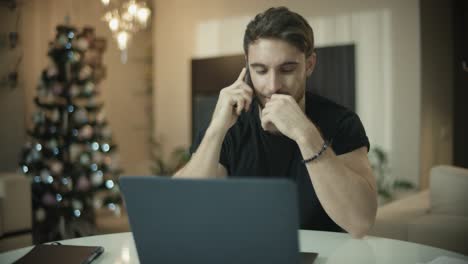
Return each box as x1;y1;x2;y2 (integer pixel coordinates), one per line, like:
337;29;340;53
244;62;254;88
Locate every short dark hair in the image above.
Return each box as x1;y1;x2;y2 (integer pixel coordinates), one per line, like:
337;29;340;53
243;7;315;57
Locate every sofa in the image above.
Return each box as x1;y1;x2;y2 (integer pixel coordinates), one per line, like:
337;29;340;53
0;172;33;253
370;165;468;255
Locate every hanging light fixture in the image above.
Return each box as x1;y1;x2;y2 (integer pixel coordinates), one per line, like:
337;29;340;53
116;31;130;50
136;5;151;27
101;0;152;63
109;17;120;32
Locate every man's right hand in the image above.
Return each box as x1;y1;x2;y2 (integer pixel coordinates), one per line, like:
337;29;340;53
208;68;254;134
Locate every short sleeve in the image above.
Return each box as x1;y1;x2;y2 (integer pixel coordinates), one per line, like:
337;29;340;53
189;128;231;173
331;112;370;155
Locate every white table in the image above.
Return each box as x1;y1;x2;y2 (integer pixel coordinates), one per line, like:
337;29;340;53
1;230;467;263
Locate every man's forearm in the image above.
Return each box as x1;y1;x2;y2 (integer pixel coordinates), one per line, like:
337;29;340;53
296;128;377;238
303;149;377;238
173;127;226;178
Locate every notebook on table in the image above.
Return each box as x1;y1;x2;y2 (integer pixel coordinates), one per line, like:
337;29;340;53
13;244;104;264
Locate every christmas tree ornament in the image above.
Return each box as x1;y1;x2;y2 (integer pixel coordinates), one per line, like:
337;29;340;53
70;84;80;97
83;49;99;66
76;176;91;192
74;37;89;51
72;199;84;211
47;139;58;149
69;143;82;161
96;111;106;124
42;192;57;206
79;65;93;81
84;82;95;95
73;108;88;124
92;152;103;164
91;37;106;52
49;160;64;175
104;157;112;168
90;171;104;187
93;197;103;209
80;152;91;165
44;93;55;104
79;125;93;140
51;82;63;96
87;98;98;108
50;109;60;122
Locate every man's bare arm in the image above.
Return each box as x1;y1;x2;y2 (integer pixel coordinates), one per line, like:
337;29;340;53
299;143;377;238
261;94;377;238
173;68;252;178
173;128;227;178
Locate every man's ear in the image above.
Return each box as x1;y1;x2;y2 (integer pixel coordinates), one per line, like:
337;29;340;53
306;52;316;76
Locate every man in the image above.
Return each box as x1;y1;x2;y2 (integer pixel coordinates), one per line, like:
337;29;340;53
174;7;377;238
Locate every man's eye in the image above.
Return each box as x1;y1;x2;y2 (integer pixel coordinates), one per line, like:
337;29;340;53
281;66;296;73
255;70;267;75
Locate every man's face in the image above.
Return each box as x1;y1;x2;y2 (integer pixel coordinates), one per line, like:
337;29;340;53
247;38;316;109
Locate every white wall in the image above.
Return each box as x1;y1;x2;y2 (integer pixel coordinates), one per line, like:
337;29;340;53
153;0;421;185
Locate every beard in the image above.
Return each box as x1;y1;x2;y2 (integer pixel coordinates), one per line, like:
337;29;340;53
256;81;306;108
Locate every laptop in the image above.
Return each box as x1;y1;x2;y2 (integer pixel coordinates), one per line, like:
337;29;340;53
120;176;318;264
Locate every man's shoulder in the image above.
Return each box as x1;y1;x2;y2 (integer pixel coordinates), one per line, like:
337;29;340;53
306;92;352;119
305;92;362;140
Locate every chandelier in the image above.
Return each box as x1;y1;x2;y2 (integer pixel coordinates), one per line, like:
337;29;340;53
100;0;151;63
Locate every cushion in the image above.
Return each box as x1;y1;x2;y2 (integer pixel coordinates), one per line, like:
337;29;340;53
430;165;468;216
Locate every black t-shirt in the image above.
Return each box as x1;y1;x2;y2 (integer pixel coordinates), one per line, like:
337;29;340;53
190;92;370;232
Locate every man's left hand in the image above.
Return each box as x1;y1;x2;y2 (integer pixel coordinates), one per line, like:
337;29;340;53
260;94;320;143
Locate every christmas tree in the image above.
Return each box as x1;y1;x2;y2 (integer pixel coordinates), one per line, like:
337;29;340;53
19;25;122;243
